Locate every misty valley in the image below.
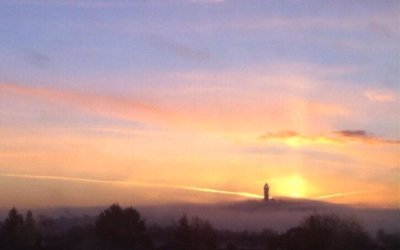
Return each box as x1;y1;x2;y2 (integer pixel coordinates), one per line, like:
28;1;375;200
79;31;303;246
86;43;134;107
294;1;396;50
0;201;399;250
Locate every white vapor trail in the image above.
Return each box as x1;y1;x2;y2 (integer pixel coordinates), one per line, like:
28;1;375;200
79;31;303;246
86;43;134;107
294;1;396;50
313;190;377;200
0;172;263;199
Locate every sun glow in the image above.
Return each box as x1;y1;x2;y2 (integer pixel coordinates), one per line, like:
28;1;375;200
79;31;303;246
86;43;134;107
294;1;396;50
284;136;338;147
276;175;308;198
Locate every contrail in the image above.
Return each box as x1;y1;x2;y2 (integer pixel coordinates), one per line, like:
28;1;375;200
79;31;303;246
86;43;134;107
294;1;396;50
180;186;263;199
0;172;150;186
0;173;263;199
313;190;377;200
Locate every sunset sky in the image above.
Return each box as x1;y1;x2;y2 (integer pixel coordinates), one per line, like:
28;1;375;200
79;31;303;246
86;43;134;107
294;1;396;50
0;0;399;208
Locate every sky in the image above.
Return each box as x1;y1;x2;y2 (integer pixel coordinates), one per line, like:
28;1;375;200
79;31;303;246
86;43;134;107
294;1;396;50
0;0;399;209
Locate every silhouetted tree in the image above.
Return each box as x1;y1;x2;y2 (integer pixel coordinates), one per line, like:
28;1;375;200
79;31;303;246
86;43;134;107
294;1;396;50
22;210;40;247
225;242;238;250
1;208;41;248
376;229;400;250
37;215;58;247
280;213;375;250
176;215;191;249
260;228;279;250
95;204;150;249
176;215;217;250
2;207;24;247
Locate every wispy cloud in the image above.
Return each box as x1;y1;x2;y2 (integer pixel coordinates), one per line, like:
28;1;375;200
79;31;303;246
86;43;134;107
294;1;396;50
22;49;50;69
333;130;400;144
259;131;339;146
2;0;227;8
368;20;399;39
0;79;349;133
0;83;168;126
259;130;399;146
190;0;225;3
145;33;211;62
364;90;396;102
0;0;140;7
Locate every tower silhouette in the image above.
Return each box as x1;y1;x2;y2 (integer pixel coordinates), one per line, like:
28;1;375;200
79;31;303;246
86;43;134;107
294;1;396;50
264;183;269;201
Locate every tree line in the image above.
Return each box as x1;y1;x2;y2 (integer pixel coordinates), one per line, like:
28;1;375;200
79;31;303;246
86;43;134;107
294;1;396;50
0;204;399;250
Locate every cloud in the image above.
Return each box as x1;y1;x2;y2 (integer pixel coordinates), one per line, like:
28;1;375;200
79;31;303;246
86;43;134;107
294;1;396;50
0;0;140;7
190;0;225;3
23;49;50;69
145;33;211;62
364;90;396;102
334;130;400;144
368;20;399;39
239;145;353;164
335;130;368;138
261;131;299;139
0;83;168;126
259;130;339;146
6;0;227;6
259;130;399;146
0;62;351;134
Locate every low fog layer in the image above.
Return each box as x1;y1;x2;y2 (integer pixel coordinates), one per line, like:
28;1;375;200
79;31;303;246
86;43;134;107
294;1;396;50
137;199;399;233
1;199;398;233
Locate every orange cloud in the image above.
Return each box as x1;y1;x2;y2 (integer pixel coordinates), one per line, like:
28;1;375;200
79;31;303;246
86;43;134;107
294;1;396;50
259;130;399;146
259;131;339;146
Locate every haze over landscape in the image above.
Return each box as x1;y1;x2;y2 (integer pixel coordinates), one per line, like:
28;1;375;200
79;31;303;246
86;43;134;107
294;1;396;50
0;0;399;215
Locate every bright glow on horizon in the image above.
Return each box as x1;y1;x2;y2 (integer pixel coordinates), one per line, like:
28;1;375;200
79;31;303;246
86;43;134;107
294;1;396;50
271;175;309;198
286;176;308;198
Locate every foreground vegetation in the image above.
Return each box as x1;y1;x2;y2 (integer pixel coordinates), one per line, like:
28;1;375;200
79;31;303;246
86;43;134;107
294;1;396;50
0;204;399;250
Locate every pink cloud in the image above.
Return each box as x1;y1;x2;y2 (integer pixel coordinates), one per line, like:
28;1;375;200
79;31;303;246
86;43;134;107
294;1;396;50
0;80;349;134
0;83;168;125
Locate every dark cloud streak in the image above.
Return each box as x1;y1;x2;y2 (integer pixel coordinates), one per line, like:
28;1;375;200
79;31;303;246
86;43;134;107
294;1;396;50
334;130;400;144
258;129;399;145
145;33;211;62
23;49;50;69
259;130;298;140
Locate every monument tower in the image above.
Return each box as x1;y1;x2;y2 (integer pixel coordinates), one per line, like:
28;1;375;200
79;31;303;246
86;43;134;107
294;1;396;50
264;183;269;201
